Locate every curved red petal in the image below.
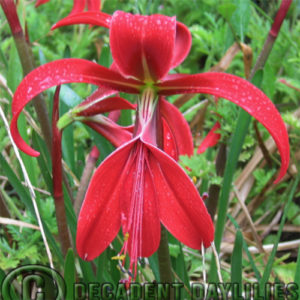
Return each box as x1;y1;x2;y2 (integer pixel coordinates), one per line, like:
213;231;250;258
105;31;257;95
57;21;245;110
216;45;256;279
35;0;50;7
79;95;135;117
84;118;132;147
121;141;160;258
160;97;193;157
76;140;135;260
110;11;176;81
108;110;121;122
87;0;101;11
52;11;111;30
10;58;141;156
197;121;221;154
70;0;85;14
158;73;290;183
145;142;214;248
171;22;192;69
162;118;178;160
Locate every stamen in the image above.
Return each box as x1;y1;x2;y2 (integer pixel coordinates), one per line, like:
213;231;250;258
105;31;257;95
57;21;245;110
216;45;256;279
116;142;150;281
138;87;158;126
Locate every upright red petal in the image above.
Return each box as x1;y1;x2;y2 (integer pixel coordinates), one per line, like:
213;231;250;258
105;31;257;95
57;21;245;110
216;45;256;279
10;58;141;156
69;0;100;14
145;142;214;249
77;141;134;260
171;22;192;69
70;0;85;14
158;73;289;183
87;0;101;11
160;97;193;157
197;121;221;154
110;11;176;81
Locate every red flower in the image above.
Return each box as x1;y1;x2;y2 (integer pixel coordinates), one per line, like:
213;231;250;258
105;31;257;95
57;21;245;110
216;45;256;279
197;121;221;154
11;11;289;279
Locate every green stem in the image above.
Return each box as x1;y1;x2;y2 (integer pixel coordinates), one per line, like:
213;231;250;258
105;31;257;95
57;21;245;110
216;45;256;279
74;146;100;215
52;87;72;257
157;226;174;299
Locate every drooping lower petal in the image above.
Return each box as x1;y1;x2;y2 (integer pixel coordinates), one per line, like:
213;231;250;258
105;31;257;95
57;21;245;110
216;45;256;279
158;72;289;183
197;121;221;154
77;140;134;261
120;141;160;260
10;58;141;157
144;141;214;249
110;11;176;81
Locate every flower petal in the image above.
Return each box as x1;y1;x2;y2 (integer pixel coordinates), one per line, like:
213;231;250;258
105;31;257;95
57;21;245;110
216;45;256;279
78;92;135;117
76;140;135;260
160;97;193;157
110;11;176;81
145;142;214;249
10;58;141;157
52;11;111;30
162;118;178;160
120;141;160;258
35;0;50;7
84;118;133;147
158;73;289;183
197;121;221;154
70;0;86;14
171;22;192;69
87;0;101;11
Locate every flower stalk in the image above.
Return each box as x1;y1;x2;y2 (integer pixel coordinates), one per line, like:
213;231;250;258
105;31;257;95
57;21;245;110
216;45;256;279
0;0;52;149
52;86;72;257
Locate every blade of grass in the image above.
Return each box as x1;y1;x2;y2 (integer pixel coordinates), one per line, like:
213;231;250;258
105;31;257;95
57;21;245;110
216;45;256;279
64;249;76;300
227;213;261;280
209;109;251;283
148;252;160;281
168;234;190;299
259;172;300;294
294;245;300;284
209;71;262;282
231;230;243;287
32;131;53;193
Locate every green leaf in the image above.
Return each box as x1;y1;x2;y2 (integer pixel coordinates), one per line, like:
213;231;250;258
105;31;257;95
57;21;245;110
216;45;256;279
218;3;237;20
168;235;190;300
32;132;53;193
227;213;261;280
7;42;22;92
230;0;251;41
231;230;243;285
295;246;300;284
148;252;160;281
64;249;75;300
259;173;300;294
